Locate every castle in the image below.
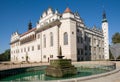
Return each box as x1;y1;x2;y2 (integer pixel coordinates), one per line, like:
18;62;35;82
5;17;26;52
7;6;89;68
10;7;109;62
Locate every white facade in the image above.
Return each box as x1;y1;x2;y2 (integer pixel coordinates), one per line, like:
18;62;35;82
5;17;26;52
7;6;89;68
10;7;109;63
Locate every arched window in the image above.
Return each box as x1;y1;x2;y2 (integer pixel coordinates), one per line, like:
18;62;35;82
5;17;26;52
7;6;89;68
43;35;46;48
64;32;68;45
50;32;53;46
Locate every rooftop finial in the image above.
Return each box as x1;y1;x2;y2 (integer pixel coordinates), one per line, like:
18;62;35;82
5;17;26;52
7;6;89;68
55;9;58;14
16;29;19;34
103;10;106;19
28;20;32;30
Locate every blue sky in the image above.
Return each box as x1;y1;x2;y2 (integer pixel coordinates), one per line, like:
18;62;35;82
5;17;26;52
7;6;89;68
0;0;120;53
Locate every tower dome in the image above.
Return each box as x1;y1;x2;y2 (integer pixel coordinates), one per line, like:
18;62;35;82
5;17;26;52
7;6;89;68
64;7;72;13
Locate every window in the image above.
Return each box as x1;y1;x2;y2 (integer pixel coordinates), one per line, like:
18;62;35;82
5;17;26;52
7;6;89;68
18;49;19;53
38;34;40;39
94;38;96;44
32;46;34;51
99;48;100;53
88;38;91;43
85;45;87;50
21;49;23;53
81;49;83;55
15;50;17;53
102;55;104;59
99;55;101;59
79;30;82;34
38;45;40;50
64;32;68;45
50;32;53;46
24;48;26;52
81;37;83;43
43;35;46;48
77;49;80;55
72;32;74;34
77;36;80;43
94;47;96;51
28;47;30;51
89;53;91;55
85;35;87;41
77;29;79;32
81;57;84;61
98;40;100;44
94;47;96;53
52;19;54;21
89;46;91;50
43;55;46;58
50;55;53;58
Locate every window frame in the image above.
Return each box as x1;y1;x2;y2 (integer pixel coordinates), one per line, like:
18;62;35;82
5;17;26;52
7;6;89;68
64;32;68;45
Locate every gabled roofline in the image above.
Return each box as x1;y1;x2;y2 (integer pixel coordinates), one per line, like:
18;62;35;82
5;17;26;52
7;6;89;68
20;28;36;37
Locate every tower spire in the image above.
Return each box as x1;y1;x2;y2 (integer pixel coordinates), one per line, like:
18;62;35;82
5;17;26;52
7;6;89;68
103;11;106;19
102;11;107;23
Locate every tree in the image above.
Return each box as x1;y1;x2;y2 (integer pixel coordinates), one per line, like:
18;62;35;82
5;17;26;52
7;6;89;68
0;49;10;61
112;32;120;44
4;49;10;60
117;55;120;60
109;49;114;60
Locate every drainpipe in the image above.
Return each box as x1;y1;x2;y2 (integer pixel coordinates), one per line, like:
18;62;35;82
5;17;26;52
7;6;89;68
58;25;60;57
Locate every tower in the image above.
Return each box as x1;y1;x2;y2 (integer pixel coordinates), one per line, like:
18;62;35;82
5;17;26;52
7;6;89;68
102;11;109;60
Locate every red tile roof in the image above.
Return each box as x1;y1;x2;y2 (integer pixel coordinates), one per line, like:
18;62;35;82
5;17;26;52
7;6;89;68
64;7;71;13
20;28;36;37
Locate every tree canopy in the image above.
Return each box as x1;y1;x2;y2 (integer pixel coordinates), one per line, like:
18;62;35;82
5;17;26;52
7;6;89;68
112;32;120;44
0;49;10;61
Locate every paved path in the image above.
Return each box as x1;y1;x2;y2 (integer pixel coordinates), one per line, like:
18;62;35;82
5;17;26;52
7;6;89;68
79;61;120;82
79;70;120;82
